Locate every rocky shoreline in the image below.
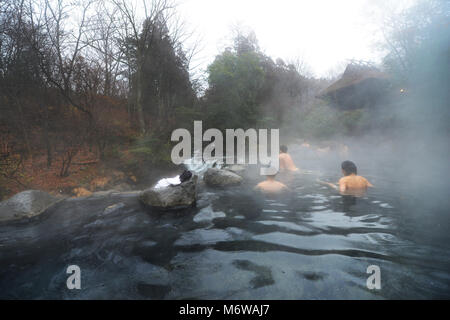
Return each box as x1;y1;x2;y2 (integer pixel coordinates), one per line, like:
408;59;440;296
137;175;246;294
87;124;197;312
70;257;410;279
0;166;249;223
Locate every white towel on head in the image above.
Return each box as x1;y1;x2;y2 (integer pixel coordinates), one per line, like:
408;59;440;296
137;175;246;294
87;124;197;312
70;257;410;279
154;175;181;189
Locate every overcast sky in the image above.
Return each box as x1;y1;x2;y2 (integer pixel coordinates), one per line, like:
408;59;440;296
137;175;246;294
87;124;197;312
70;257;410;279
177;0;414;78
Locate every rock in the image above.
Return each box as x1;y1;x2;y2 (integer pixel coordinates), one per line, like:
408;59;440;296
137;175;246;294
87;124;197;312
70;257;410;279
103;202;125;215
223;164;248;177
90;190;114;197
224;164;246;174
90;190;140;198
203;168;243;187
73;187;93;198
0;190;61;222
139;176;198;210
115;190;141;196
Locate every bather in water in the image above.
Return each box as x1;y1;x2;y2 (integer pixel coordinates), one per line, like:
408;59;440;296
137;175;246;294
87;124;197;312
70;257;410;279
279;145;300;172
318;160;373;197
254;171;289;195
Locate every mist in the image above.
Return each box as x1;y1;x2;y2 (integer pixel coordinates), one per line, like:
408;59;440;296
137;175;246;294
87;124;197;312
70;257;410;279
276;0;450;243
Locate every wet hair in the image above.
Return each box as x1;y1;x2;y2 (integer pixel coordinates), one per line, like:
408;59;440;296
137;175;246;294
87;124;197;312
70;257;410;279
179;170;192;183
341;160;357;175
280;145;288;153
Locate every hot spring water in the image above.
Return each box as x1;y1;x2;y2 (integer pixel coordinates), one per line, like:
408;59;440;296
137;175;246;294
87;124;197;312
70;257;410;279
0;156;449;299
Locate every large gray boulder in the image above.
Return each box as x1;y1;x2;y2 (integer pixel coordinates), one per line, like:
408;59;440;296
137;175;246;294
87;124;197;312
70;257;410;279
0;190;61;222
203;168;243;187
223;164;247;175
139;176;198;210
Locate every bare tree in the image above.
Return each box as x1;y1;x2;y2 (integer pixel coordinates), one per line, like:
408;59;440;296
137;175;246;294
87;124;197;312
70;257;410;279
27;0;95;119
287;56;314;78
109;0;175;134
373;0;446;80
22;0;98;176
87;1;124;97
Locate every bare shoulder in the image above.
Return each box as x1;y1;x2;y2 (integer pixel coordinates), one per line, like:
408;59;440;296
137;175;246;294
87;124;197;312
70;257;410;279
255;182;264;189
280;182;289;191
361;176;374;187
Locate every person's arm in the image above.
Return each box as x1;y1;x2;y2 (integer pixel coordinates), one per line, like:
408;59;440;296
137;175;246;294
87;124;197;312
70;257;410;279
281;183;291;192
337;177;348;193
316;179;339;190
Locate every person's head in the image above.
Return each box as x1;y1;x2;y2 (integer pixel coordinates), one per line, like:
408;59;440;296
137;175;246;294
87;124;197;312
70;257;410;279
341;160;357;176
280;145;288;153
179;170;192;183
266;173;277;181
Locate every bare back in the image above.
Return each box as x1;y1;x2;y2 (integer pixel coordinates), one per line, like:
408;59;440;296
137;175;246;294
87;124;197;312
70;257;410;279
255;180;288;194
279;153;298;171
338;174;373;195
